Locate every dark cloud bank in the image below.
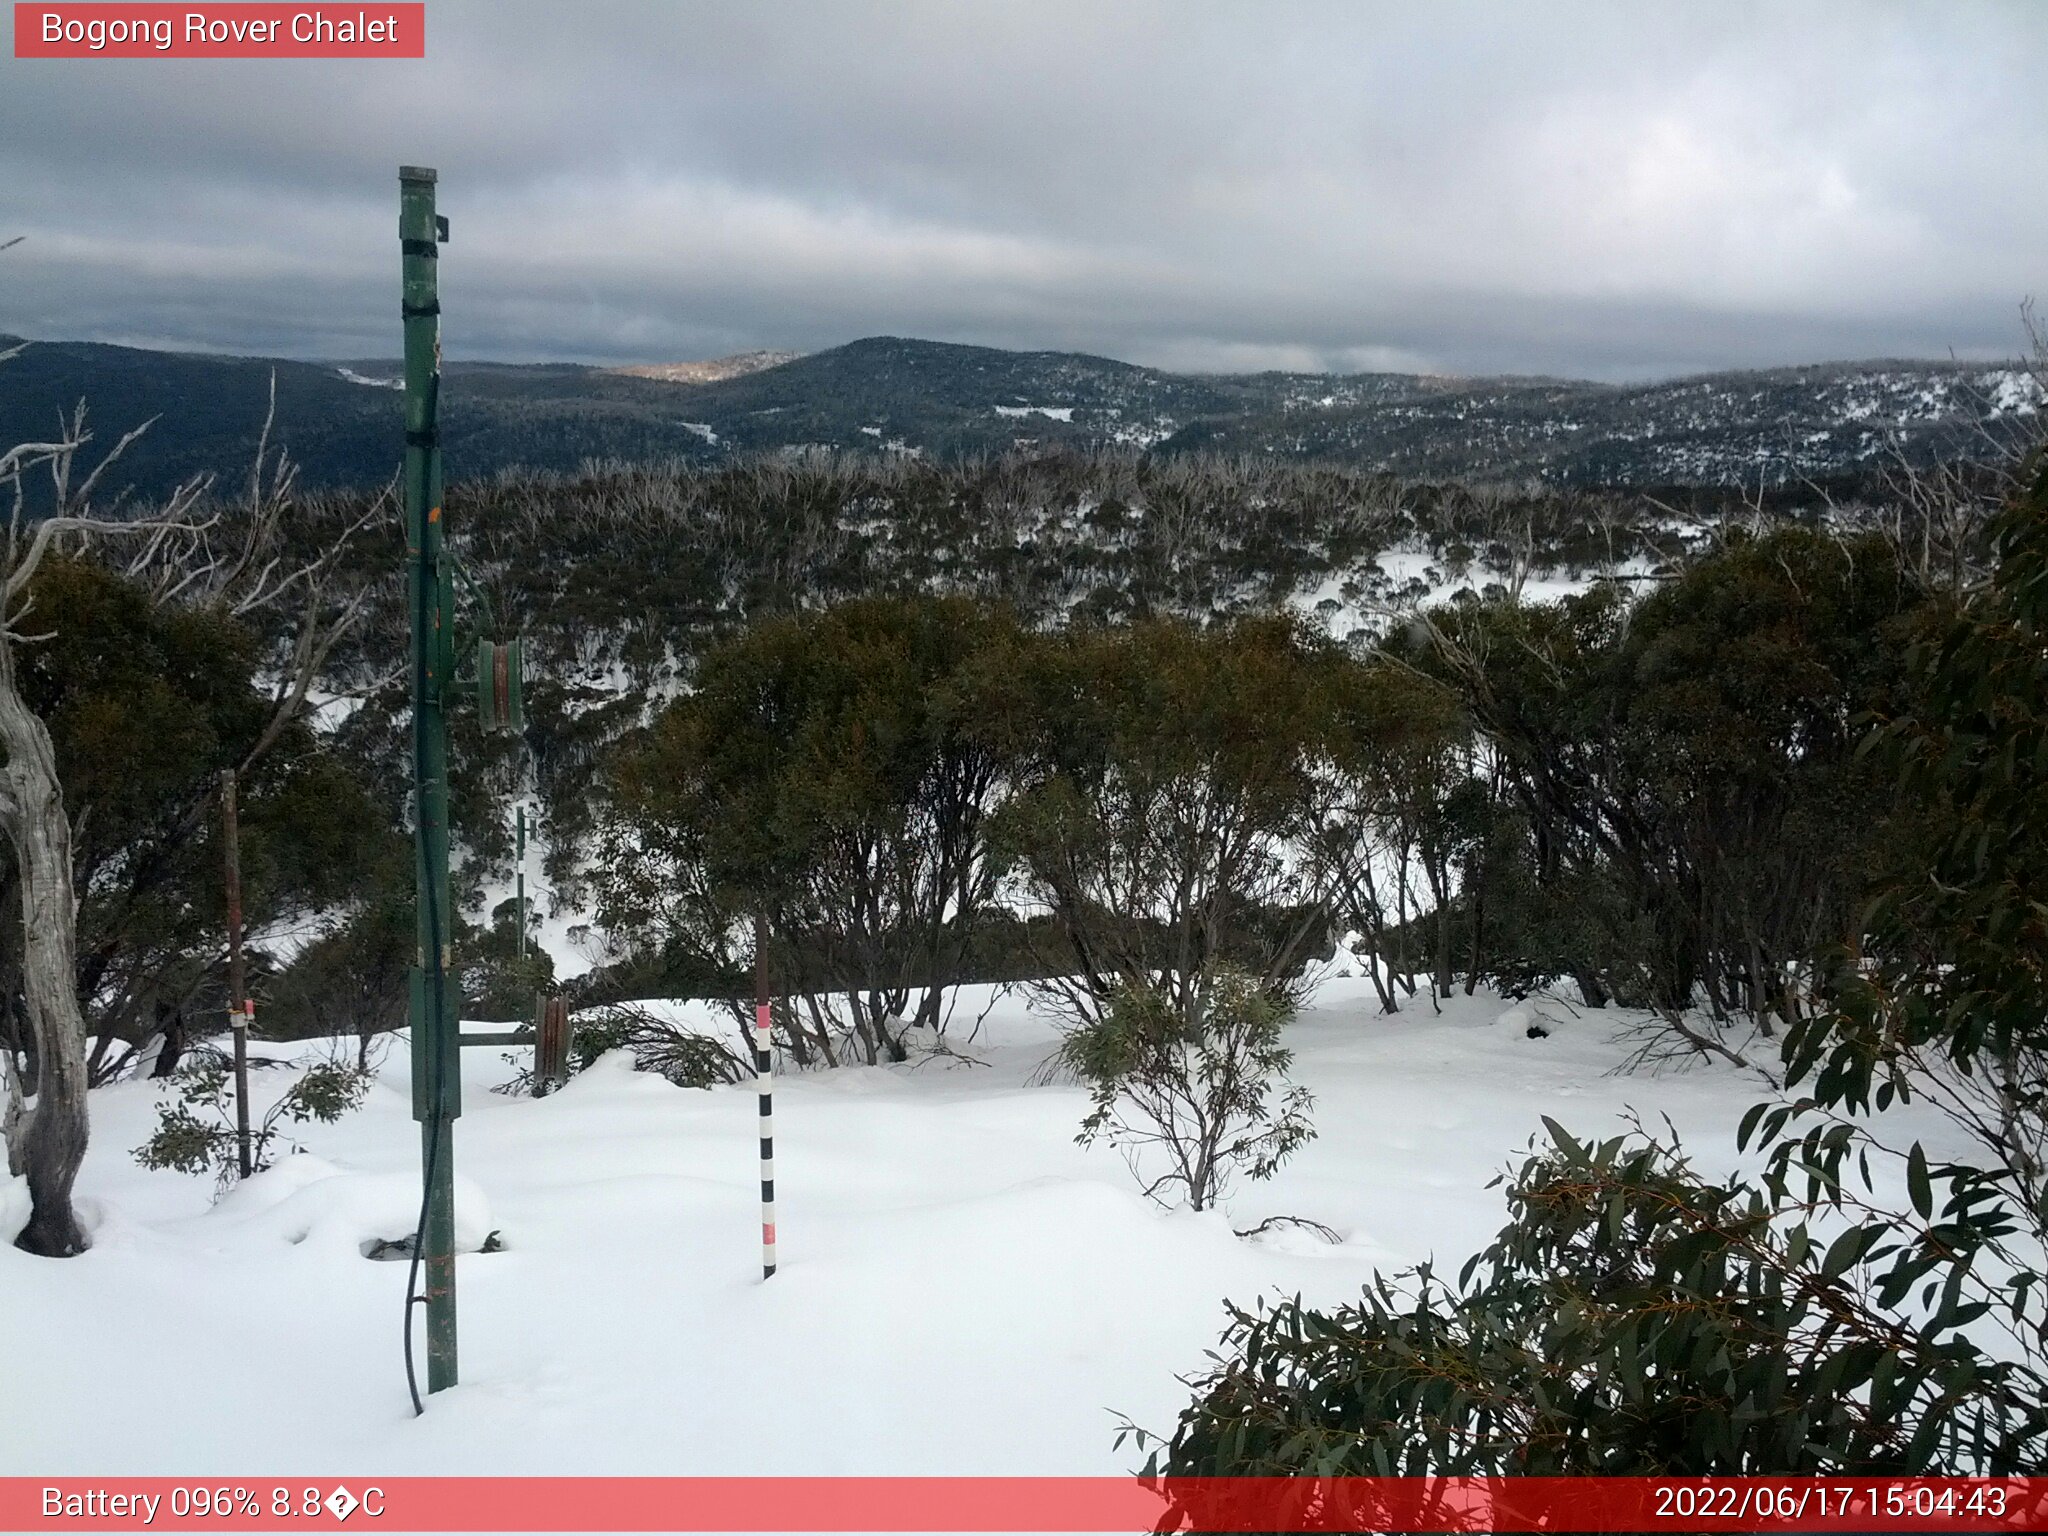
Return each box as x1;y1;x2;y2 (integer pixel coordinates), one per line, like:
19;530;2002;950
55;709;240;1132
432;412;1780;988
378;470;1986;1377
1;1;2041;381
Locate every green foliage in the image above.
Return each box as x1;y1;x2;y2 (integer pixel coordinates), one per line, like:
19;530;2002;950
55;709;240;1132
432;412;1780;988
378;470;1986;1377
601;594;1020;1063
1773;455;2048;1362
1057;970;1313;1212
564;1012;636;1074
1310;652;1476;1005
993;614;1337;1033
133;1055;373;1194
461;896;557;1022
0;554;391;1074
263;844;412;1056
1147;466;2048;1483
1408;528;1927;1027
1151;1122;2048;1479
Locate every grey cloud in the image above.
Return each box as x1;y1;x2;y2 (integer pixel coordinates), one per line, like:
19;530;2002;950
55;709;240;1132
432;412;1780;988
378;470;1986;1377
1;0;2041;380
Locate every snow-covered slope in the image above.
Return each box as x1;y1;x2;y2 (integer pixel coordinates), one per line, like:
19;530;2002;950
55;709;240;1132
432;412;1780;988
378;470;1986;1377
0;982;1958;1476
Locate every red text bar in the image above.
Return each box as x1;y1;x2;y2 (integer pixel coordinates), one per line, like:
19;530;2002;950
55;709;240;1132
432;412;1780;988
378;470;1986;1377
13;5;424;58
5;1477;2048;1532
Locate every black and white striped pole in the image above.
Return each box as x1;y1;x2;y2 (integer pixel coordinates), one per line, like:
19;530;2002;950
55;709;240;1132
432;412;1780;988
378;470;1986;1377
753;913;777;1279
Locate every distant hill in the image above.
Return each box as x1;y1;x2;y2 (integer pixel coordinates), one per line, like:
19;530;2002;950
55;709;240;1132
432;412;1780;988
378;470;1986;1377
0;332;2036;505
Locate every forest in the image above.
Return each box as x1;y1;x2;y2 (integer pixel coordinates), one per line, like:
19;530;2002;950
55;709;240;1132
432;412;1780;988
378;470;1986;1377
3;395;2045;1475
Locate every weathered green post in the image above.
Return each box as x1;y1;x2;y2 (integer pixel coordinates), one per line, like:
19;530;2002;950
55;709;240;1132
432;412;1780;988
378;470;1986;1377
401;164;459;1395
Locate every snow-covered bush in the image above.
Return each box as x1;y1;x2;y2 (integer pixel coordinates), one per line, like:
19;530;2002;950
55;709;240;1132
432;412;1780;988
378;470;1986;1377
1057;968;1313;1213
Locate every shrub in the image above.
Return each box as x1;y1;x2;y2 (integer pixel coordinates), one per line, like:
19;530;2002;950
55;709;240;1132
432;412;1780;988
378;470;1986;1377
1057;969;1313;1212
134;1054;373;1194
1140;1120;2048;1483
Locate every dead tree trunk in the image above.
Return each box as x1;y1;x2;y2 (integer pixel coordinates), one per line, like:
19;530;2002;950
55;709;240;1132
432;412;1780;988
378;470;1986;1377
0;633;91;1256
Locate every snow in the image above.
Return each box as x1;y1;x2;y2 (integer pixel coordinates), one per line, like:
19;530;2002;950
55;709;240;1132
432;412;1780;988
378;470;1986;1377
205;1154;497;1257
471;803;605;983
993;405;1075;422
1287;550;1665;643
0;1172;26;1246
1984;369;2044;417
679;422;719;445
334;367;401;390
0;981;1956;1476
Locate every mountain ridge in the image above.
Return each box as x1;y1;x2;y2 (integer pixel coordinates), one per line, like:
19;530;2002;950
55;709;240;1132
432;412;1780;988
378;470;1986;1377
0;332;2036;504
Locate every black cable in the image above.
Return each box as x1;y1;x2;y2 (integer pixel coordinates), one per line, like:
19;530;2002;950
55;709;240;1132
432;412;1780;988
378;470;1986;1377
401;652;447;1415
402;1089;436;1416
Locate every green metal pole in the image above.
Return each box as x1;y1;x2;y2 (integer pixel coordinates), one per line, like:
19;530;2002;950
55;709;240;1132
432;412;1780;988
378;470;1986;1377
401;164;459;1395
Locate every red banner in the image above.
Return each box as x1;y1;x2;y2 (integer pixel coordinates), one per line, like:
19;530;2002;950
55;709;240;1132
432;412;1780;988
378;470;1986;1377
5;1477;2048;1532
12;4;424;58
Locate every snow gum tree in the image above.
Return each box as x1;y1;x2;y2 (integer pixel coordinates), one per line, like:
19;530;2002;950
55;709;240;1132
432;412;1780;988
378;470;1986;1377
0;367;377;1255
0;532;95;1255
600;594;1023;1065
988;613;1338;1035
0;407;206;1254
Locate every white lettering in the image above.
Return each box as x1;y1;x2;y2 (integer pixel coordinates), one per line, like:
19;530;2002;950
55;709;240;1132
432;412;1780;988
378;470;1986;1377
186;13;280;43
290;12;404;45
46;13;173;50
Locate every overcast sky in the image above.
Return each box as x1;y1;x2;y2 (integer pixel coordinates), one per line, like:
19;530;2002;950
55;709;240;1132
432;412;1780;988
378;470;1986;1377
1;1;2041;380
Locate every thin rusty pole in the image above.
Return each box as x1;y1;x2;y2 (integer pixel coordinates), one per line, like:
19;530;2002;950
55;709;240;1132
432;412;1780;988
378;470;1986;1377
221;769;253;1180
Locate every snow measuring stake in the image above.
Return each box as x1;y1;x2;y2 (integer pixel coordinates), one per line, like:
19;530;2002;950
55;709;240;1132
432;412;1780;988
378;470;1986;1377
399;165;528;1407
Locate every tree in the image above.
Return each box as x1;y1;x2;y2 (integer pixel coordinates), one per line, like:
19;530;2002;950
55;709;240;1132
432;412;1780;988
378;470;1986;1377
462;895;557;1024
600;595;1019;1064
990;614;1335;1039
1404;529;1925;1048
1774;452;2048;1369
0;377;379;1255
0;407;207;1254
1308;654;1471;1012
1143;462;2048;1488
0;553;388;1083
262;849;412;1070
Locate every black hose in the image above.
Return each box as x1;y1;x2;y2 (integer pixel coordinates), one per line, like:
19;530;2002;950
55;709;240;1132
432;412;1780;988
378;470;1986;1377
402;1093;437;1417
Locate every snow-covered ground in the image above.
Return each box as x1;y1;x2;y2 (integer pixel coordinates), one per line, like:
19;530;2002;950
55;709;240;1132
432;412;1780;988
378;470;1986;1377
0;981;1950;1476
